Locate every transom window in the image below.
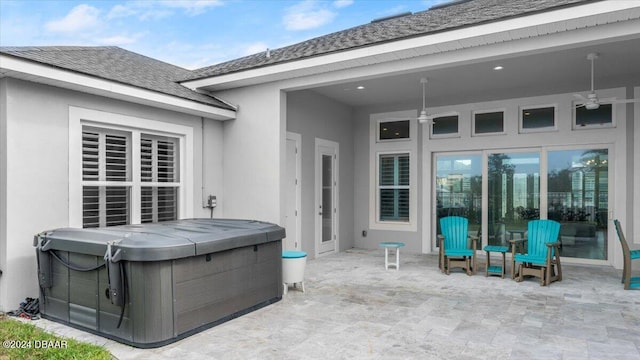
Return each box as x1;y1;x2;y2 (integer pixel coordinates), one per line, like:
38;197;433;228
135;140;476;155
520;105;556;133
82;127;179;228
574;104;613;128
473;110;505;135
378;120;410;141
431;115;459;138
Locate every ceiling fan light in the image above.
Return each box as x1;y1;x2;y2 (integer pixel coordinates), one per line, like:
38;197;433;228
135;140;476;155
585;102;600;110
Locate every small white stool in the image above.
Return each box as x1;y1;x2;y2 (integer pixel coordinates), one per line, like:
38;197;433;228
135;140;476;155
379;242;405;270
282;250;307;294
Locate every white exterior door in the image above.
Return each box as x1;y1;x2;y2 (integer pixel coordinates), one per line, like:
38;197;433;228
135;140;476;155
315;138;338;256
284;132;301;251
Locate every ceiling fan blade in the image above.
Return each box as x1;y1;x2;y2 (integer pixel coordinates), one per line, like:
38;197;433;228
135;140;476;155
426;111;458;120
574;103;587;109
609;98;640;104
573;93;588;101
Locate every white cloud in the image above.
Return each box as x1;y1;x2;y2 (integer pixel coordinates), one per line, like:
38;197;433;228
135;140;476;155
107;1;221;21
107;4;138;19
45;4;101;33
333;0;353;9
160;0;224;16
98;33;145;46
107;2;172;21
283;0;336;31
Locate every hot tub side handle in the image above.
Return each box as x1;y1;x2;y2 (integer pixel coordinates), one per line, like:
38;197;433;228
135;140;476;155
104;243;126;307
34;235;53;288
104;242;128;329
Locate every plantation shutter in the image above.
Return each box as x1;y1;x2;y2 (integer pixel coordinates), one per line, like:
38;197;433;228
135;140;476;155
140;135;178;223
379;153;410;221
82;130;130;228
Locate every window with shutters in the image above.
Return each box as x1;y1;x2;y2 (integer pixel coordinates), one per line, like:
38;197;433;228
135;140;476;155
379;153;410;221
369;110;417;231
81;127;179;228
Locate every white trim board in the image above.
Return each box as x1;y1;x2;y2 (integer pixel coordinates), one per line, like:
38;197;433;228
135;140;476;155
1;55;236;121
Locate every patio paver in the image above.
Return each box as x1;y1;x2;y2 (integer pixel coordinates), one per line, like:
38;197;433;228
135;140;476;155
28;249;640;359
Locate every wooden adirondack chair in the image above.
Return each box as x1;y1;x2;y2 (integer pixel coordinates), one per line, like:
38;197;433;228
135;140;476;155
513;219;562;286
439;216;477;275
613;219;640;290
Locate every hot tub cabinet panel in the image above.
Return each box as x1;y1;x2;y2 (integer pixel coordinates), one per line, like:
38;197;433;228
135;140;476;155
34;219;285;348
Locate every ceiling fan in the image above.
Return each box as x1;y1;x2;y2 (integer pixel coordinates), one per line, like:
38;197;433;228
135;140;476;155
574;53;639;110
416;78;457;123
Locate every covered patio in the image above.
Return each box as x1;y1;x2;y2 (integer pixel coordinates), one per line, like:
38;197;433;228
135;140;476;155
32;250;640;359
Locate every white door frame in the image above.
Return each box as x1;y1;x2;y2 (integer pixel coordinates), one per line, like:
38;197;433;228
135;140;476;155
315;138;339;257
285;132;302;251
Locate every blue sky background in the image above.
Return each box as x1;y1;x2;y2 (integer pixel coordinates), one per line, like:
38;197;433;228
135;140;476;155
1;0;445;69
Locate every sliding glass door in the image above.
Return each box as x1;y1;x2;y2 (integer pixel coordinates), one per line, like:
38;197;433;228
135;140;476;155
548;149;608;260
434;147;609;261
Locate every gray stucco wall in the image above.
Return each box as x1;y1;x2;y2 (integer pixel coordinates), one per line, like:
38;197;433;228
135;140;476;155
286;90;354;257
0;78;224;312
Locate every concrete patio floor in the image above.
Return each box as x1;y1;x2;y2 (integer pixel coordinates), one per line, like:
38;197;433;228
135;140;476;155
31;249;640;359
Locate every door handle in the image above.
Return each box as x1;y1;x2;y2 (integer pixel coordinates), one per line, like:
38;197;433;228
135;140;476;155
319;212;323;215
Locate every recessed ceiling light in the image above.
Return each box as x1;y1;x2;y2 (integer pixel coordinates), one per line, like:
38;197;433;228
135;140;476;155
493;65;504;70
356;85;365;90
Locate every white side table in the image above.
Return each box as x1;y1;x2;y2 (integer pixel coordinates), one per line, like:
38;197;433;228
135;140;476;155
379;242;405;270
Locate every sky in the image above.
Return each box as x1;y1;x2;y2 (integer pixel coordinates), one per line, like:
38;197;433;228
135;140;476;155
0;0;446;70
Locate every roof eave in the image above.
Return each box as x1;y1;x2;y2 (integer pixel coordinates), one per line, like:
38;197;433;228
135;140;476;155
0;54;236;121
181;0;640;92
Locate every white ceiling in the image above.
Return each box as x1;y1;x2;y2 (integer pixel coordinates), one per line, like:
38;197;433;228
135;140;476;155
309;37;640;108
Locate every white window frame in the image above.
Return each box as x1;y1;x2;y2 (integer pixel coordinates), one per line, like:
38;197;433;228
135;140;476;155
519;104;558;133
472;108;506;136
430;113;461;139
369;110;417;231
376;119;411;143
572;102;616;130
69;106;193;227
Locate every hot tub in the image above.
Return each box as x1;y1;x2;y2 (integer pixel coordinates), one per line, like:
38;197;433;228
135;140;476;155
34;219;285;348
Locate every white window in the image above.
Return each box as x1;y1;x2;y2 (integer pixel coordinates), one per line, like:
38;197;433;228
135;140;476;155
430;114;460;139
378;153;410;221
81;128;180;228
519;105;557;133
70;107;193;228
369;110;417;231
574;103;614;129
378;120;410;141
473;109;505;136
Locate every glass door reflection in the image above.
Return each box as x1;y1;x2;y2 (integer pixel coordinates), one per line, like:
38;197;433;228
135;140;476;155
487;152;540;246
548;149;608;260
435;154;482;250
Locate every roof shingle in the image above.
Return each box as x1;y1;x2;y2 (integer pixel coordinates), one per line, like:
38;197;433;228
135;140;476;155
0;46;234;110
185;0;595;81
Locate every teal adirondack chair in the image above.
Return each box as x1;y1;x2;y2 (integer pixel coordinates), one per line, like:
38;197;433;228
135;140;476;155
513;219;562;286
613;219;640;290
439;216;477;275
